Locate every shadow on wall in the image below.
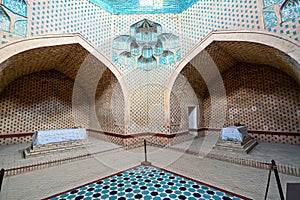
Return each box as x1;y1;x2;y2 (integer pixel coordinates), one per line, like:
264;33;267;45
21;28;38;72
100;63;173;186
94;69;125;134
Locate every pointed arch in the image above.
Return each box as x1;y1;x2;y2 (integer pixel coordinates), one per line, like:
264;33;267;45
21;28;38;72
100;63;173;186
165;30;300;126
0;33;131;129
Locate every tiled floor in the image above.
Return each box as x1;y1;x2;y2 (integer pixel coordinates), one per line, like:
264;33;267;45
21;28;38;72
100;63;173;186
47;165;246;200
1;140;300;200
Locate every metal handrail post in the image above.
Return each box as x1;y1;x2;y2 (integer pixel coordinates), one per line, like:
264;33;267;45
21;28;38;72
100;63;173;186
0;168;5;192
144;139;147;162
264;164;273;200
272;160;284;200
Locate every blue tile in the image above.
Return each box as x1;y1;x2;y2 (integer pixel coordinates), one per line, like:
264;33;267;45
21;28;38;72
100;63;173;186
89;0;199;14
50;165;245;200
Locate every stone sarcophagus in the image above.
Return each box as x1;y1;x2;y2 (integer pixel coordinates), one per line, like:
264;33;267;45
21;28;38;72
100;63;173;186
24;128;89;158
214;126;257;154
32;128;87;145
220;126;248;142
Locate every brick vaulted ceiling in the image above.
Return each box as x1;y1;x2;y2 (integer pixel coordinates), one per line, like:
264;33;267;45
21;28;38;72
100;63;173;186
215;41;300;81
183;41;300;99
0;41;299;100
0;44;110;97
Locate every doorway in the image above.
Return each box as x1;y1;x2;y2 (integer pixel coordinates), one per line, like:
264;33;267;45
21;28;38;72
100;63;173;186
188;106;197;129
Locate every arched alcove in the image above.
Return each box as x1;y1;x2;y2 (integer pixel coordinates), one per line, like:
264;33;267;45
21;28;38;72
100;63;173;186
0;35;129;134
168;31;300;133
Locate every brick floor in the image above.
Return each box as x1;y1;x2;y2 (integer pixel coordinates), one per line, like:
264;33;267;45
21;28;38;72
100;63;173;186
171;136;300;167
1;145;300;200
0;137;121;169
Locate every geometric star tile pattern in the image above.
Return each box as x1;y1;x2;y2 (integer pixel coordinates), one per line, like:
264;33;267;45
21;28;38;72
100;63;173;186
49;165;246;200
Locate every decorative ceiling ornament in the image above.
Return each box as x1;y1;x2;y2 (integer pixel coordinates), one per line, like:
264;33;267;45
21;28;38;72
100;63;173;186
112;19;181;71
2;0;28;17
0;0;28;37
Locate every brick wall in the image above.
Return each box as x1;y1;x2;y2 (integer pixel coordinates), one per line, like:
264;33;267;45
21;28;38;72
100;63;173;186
203;63;300;133
94;69;125;134
0;70;89;134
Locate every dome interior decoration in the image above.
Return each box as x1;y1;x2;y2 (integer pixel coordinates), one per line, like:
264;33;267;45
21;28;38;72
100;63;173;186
112;19;181;71
89;0;199;14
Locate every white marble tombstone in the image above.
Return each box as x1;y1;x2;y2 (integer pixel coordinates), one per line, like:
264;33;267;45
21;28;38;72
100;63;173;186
32;128;87;146
220;126;248;142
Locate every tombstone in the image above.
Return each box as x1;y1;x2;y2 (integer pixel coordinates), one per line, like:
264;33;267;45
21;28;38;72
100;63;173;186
220;126;248;142
24;128;89;158
31;128;87;145
214;126;257;154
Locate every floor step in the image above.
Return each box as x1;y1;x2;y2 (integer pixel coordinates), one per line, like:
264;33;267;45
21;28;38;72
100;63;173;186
244;139;258;153
213;138;258;154
24;143;92;158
